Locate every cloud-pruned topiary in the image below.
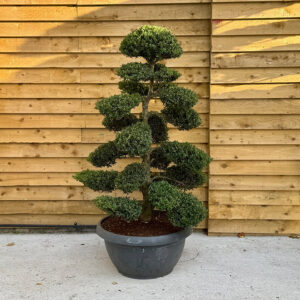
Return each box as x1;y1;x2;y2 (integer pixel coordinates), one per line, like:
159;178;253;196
73;25;212;227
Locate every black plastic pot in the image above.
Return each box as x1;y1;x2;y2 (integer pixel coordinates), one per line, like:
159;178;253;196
96;217;192;279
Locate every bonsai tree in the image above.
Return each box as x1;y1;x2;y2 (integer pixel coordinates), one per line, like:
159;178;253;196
74;25;212;228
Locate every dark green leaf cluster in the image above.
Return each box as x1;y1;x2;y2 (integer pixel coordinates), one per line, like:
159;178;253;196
88;141;120;168
167;193;207;228
154;64;181;82
117;63;152;82
149;181;207;228
115;122;152;157
162;106;201;130
115;163;148;193
93;196;142;222
73;170;118;192
120;25;183;62
150;147;171;170
165;166;207;190
103;114;138;132
119;80;149;96
95;93;141;120
148;112;168;143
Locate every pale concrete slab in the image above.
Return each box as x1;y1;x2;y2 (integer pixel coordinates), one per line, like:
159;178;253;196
0;232;299;300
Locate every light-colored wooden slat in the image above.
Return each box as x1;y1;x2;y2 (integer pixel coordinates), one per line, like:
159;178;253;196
210;115;300;130
0;173;79;186
0;143;208;158
0;186;84;200
0;68;210;84
210;190;300;206
210;161;300;176
212;52;300;68
0;53;209;68
0;36;210;53
211;68;300;84
208;220;300;235
0;4;210;21
0;214;207;228
210;130;300;145
210;84;300;99
212;35;300;52
210;145;300;160
0;98;209;114
213;3;300;19
0;200;100;214
0;113;208;129
209;205;300;220
0;83;208;98
0;20;210;37
82;128;208;144
212;19;300;36
210;100;300;114
210;176;300;191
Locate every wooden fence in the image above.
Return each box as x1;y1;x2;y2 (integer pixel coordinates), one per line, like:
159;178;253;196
0;0;299;235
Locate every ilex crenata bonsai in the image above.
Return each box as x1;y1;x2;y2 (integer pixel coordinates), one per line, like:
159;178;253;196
73;25;212;228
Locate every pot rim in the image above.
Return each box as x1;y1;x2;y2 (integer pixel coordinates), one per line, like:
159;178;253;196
96;216;192;247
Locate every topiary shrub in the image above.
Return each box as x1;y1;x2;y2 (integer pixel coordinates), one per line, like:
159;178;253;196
73;25;212;228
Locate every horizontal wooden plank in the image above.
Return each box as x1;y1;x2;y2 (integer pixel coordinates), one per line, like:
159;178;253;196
0;36;209;53
210;130;300;145
210;161;300;176
0;20;210;37
0;4;210;21
209;205;300;220
0;98;209;114
0;67;210;84
208;220;300;235
212;35;300;52
210;190;300;206
211;68;300;84
0;186;84;200
0;213;207;228
210;176;300;191
211;100;300;114
210;145;300;160
213;3;300;19
211;84;300;99
0;113;208;129
82;128;208;144
212;19;300;36
0;53;209;68
210;115;300;130
212;52;300;69
0;129;81;143
0;143;208;158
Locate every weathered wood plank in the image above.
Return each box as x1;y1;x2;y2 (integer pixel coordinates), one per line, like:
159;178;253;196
210;145;300;160
213;3;300;19
210;161;300;176
210;100;300;114
0;53;209;68
0;36;210;53
210;176;300;191
0;4;210;21
210;115;300;130
0;129;81;143
211;84;300;99
212;52;300;68
212;19;300;36
210;190;300;206
208;220;300;235
0;20;210;37
0;68;210;84
210;130;300;145
209;205;300;220
212;35;300;52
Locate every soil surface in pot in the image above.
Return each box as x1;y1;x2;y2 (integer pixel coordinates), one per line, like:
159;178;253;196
102;211;182;236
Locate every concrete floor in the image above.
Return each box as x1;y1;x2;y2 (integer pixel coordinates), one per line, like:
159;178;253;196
0;233;299;300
